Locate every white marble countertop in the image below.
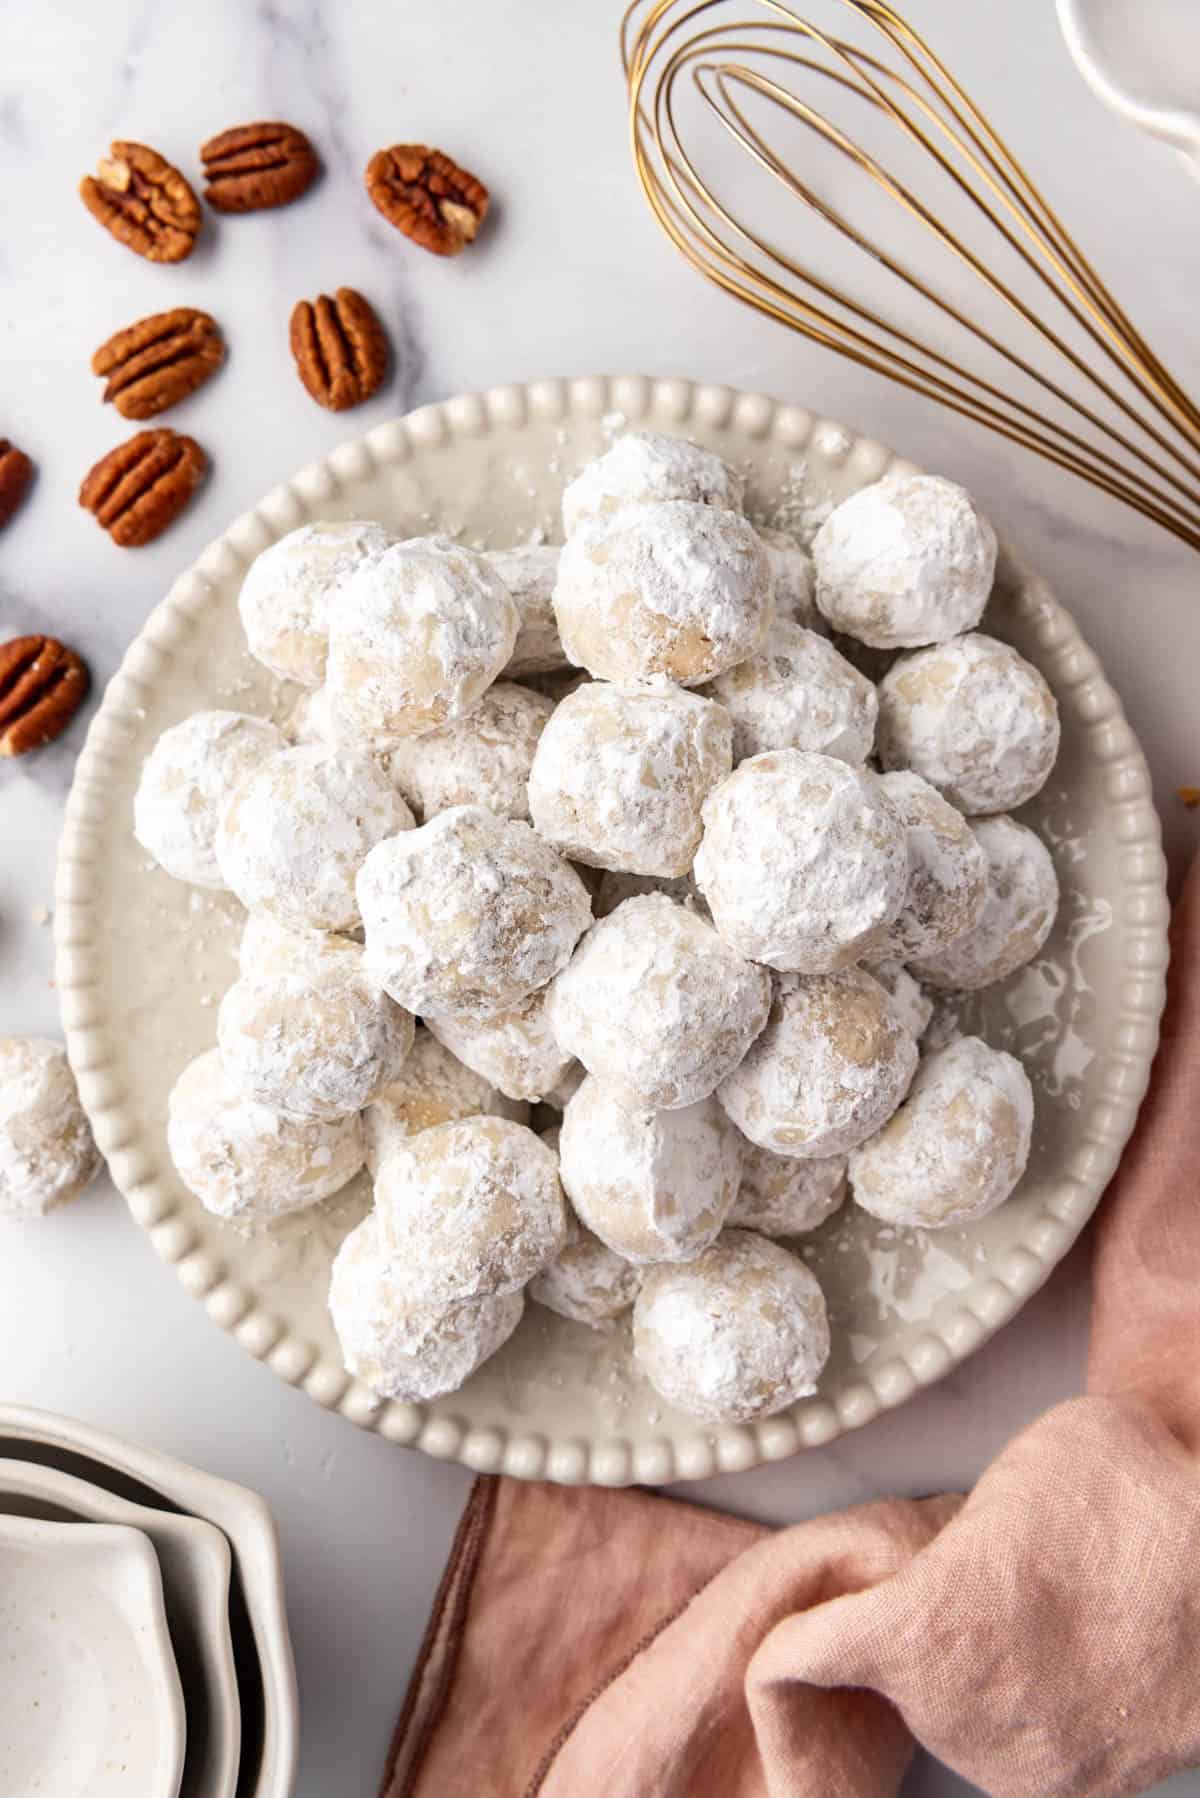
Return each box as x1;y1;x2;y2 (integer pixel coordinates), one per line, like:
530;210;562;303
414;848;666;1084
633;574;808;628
2;2;1198;1794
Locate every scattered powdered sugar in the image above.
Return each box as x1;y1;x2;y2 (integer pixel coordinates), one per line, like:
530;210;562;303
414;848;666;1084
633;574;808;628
484;545;569;677
911;815;1060;991
166;1047;364;1222
561;430;745;536
812;474;997;649
548;894;771;1111
425;986;576;1104
215;743;414;933
558;1076;740;1264
357;805;591;1021
133;710;286;889
717;966;918;1158
0;1036;102;1219
1000;890;1111;1106
387;681;554;824
849;1035;1034;1228
694;750;908;972
362;1029;528;1176
238;520;396;687
700;622;876;766
528;681;732;876
217;959;414;1121
877;632;1061;815
729;1141;847;1237
633;1230;830;1423
330;1211;524;1402
373;1116;566;1306
873;770;988;961
327;536;519;740
553;500;772;687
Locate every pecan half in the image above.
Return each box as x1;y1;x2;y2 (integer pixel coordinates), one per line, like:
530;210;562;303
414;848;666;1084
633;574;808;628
80;141;201;263
92;309;225;420
0;440;34;529
201;121;319;212
79;430;207;547
289;288;388;411
0;637;90;757
364;145;489;256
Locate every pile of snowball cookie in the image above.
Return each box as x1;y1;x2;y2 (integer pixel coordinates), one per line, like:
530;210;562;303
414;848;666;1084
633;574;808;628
128;431;1063;1427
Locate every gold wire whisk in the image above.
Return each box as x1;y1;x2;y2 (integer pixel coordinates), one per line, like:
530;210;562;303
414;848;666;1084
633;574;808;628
620;0;1200;550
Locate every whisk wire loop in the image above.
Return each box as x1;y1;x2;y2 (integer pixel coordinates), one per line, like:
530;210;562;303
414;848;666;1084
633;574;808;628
621;0;1200;549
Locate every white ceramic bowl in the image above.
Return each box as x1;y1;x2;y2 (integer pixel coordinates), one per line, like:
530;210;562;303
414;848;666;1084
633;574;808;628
54;376;1168;1486
0;1513;186;1798
0;1407;297;1798
0;1457;240;1798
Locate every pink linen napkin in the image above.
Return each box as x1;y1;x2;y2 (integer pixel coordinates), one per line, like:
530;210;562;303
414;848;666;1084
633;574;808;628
383;856;1200;1798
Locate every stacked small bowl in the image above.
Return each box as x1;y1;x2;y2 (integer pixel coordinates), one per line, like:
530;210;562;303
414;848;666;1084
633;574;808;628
0;1405;297;1798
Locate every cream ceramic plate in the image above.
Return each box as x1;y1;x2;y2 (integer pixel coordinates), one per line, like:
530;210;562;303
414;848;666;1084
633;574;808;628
0;1406;297;1798
0;1459;240;1798
0;1514;186;1798
55;375;1169;1487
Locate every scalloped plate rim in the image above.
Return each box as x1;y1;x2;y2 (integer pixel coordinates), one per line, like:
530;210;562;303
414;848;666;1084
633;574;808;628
54;373;1169;1488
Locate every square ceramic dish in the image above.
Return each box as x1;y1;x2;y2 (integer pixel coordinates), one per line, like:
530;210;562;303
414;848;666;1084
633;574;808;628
0;1457;239;1798
0;1513;186;1798
0;1406;297;1798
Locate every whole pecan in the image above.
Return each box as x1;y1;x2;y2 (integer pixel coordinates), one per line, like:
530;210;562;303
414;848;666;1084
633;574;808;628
0;440;34;529
365;145;489;256
92;309;225;420
201;121;319;212
0;637;90;757
79;430;207;547
289;288;388;411
80;141;201;263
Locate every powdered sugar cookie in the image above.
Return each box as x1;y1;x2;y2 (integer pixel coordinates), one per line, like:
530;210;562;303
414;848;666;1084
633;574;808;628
849;1035;1033;1227
362;1029;528;1176
218;958;414;1121
876;632;1060;814
700;623;876;766
554;500;772;686
387;681;554;823
910;814;1059;990
528;681;732;876
486;545;569;677
874;769;988;961
561;431;743;535
729;1144;846;1237
718;967;918;1158
558;1076;740;1265
358;805;591;1020
238;520;395;686
425;985;576;1104
548;894;771;1110
0;1037;102;1220
330;1212;523;1402
812;474;996;649
374;1116;566;1305
328;535;519;740
134;710;286;889
633;1230;830;1423
216;744;413;933
694;751;908;973
166;1047;364;1221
